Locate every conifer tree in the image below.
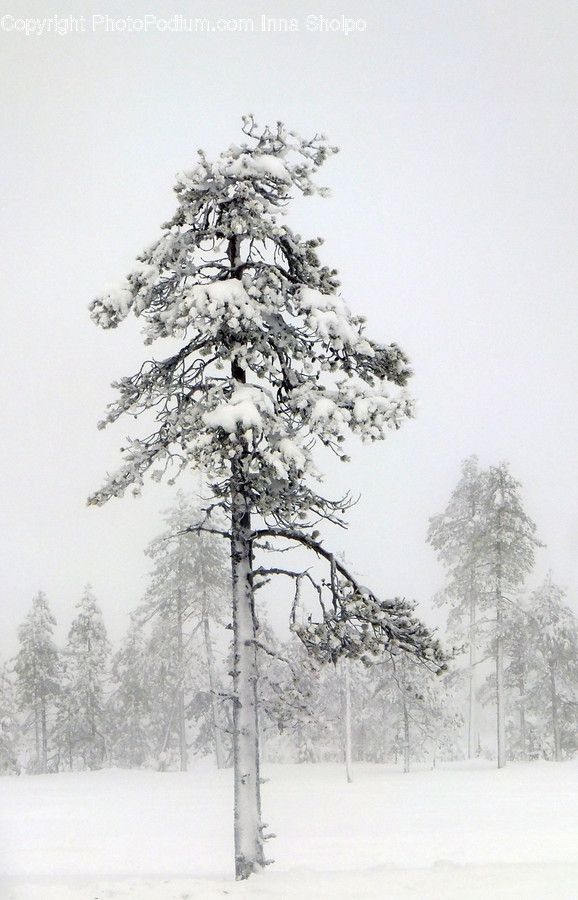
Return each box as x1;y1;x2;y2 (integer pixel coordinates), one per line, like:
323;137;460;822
429;459;540;766
0;664;21;774
481;463;541;767
14;592;59;773
88;117;445;878
501;601;536;760
58;586;111;770
427;456;486;758
526;575;578;760
109;616;156;768
140;492;229;770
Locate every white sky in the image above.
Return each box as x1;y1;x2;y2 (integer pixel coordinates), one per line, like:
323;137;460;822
1;0;577;656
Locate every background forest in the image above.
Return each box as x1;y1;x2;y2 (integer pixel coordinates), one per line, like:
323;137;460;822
3;459;576;778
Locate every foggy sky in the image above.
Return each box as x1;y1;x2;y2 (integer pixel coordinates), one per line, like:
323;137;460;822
1;0;577;656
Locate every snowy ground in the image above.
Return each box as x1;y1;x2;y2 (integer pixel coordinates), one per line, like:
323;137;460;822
1;758;578;899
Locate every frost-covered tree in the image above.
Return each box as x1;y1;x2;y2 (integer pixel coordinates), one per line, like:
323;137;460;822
427;456;486;758
429;459;540;767
481;464;540;767
57;586;111;770
88;117;445;878
109;616;156;768
525;575;578;760
0;664;21;774
140;492;229;770
370;655;463;771
14;592;60;773
500;601;536;760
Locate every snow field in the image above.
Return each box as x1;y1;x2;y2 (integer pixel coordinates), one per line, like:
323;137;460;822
2;759;578;899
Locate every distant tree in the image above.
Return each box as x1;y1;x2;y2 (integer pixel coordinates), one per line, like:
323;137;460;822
88;117;445;878
145;615;193;770
109;616;156;768
14;592;60;773
57;586;111;770
371;655;463;771
480;464;541;767
248;616;322;765
429;460;540;767
501;601;536;760
427;456;486;759
526;575;578;760
0;665;21;774
140;492;229;770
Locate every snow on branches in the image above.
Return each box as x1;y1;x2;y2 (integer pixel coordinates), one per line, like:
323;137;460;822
89;118;440;880
88;119;414;522
250;526;447;671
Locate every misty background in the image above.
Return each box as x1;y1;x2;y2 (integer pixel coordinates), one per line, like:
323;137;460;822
1;0;577;656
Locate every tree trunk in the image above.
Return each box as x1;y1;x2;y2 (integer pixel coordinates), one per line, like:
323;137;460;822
203;614;226;769
518;677;527;760
228;237;266;879
68;714;73;771
468;593;477;759
549;661;561;761
496;600;507;768
231;487;266;879
41;703;48;774
343;659;353;783
176;599;188;772
34;698;40;768
401;688;411;774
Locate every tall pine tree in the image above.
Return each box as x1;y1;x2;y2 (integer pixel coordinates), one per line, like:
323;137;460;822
58;586;111;770
0;664;21;774
526;575;578;760
88;117;445;877
427;456;486;758
481;464;541;767
429;459;540;766
14;592;59;773
109;615;156;768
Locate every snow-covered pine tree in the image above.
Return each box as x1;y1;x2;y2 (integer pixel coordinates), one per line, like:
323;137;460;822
481;464;541;767
58;586;111;770
370;654;463;770
14;592;60;773
429;459;540;766
501;601;536;760
427;456;487;759
143;614;194;770
140;491;229;770
88;117;446;878
0;664;21;774
109;616;156;768
526;575;578;760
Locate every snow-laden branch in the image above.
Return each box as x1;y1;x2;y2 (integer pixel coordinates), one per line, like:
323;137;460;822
251;526;447;671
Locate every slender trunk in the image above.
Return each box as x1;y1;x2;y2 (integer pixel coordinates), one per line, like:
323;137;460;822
518;677;527;760
68;715;73;771
401;688;410;774
203;614;226;769
343;660;353;783
495;495;507;769
296;721;303;762
34;698;40;767
228;237;266;879
41;703;48;773
496;599;507;768
468;592;477;759
231;475;266;879
176;599;187;772
549;661;561;761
